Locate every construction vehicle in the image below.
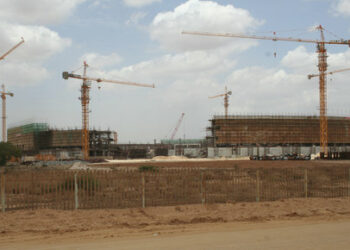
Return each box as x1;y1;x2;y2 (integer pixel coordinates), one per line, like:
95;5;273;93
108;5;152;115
62;62;155;160
183;25;350;157
209;86;232;118
0;38;24;142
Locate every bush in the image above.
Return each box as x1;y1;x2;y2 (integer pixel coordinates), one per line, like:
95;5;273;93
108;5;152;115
0;142;21;166
139;165;159;172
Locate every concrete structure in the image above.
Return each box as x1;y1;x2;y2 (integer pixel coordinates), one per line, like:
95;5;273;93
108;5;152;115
161;139;206;157
207;115;350;158
7;123;119;159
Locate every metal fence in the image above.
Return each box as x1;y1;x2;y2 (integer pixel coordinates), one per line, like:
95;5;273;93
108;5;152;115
1;166;350;212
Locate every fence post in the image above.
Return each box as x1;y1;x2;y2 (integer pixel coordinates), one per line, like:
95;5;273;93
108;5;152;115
142;172;145;208
348;168;350;197
256;169;260;202
1;173;5;212
74;173;79;210
304;168;308;198
200;170;206;205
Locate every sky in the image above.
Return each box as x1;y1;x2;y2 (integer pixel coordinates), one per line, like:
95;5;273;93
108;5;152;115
1;0;350;143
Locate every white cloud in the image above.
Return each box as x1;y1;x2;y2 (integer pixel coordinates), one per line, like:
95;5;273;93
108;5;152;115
91;50;236;86
333;0;350;16
80;52;122;69
0;62;50;87
226;47;350;116
0;22;71;63
227;66;317;114
0;0;85;25
150;0;262;52
281;46;317;73
123;0;161;8
0;22;71;86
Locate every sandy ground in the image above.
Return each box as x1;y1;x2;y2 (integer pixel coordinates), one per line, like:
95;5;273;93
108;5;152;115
4;220;350;250
1;197;350;249
94;159;350;169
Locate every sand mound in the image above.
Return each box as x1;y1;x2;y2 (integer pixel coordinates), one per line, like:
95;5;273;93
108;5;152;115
152;156;189;161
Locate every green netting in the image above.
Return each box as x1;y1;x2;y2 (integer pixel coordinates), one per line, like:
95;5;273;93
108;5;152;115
8;123;49;135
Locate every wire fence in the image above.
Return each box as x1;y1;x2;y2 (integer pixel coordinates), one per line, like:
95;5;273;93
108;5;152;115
1;166;349;212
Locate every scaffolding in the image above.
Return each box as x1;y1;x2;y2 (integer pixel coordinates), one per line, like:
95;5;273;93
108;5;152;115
7;123;118;158
208;115;350;147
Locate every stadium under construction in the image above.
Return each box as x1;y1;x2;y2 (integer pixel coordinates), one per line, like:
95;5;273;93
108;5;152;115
206;115;350;159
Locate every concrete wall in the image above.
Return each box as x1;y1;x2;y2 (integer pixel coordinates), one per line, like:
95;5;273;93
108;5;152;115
184;148;200;158
207;145;350;158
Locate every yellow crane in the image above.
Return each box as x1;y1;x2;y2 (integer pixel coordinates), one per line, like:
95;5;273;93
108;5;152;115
62;62;155;160
0;85;13;142
0;38;25;61
308;67;350;79
209;86;232;118
183;25;350;157
0;38;25;142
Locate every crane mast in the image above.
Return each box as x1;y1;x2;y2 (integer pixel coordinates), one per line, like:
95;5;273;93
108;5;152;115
81;62;90;160
209;86;232;119
183;25;350;158
0;85;14;142
317;26;328;158
63;63;155;160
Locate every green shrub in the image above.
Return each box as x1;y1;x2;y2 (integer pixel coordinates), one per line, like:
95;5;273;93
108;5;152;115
139;165;159;172
0;142;21;166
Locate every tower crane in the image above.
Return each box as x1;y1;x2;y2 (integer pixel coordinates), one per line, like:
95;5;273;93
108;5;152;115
308;67;350;79
209;86;232;118
170;113;185;140
0;38;25;142
0;38;25;61
0;85;13;142
62;62;155;160
183;25;350;157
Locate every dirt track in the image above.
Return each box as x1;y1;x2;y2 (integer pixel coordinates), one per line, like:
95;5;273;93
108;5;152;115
1;197;350;249
4;219;350;250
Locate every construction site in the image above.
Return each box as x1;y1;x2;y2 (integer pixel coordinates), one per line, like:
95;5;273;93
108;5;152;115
2;1;350;248
0;25;350;162
206;115;350;159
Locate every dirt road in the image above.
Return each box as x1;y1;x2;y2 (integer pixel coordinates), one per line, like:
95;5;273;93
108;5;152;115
1;198;350;249
2;219;350;250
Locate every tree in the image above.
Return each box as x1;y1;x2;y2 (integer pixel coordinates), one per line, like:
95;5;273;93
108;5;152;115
0;142;21;166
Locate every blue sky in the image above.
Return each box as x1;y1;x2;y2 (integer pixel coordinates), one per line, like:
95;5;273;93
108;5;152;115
1;0;350;143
